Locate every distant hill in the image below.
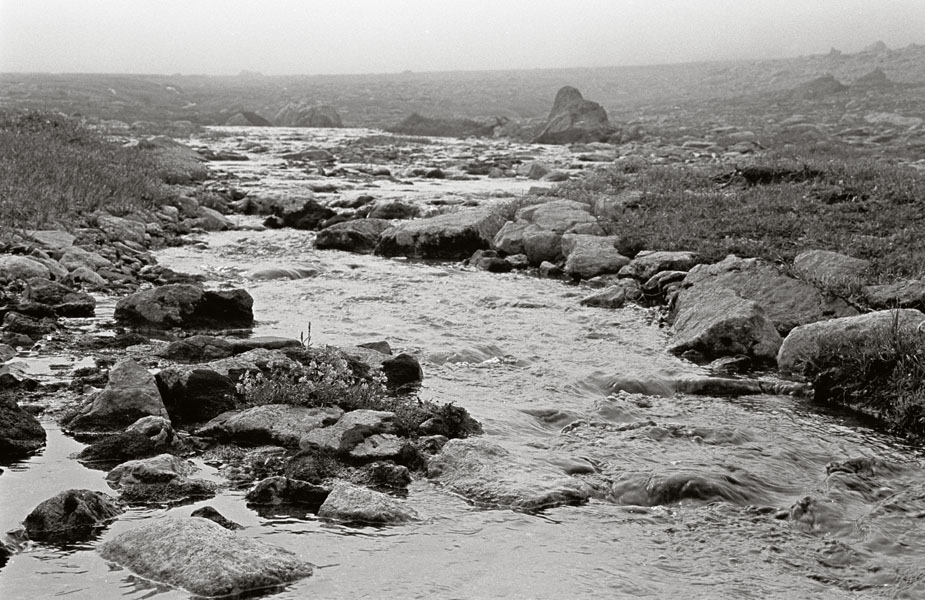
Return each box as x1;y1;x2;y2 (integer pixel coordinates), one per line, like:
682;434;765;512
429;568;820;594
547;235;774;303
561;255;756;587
2;43;923;130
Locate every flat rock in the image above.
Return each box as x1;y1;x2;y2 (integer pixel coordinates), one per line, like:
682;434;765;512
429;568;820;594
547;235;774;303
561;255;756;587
114;284;254;329
426;438;592;511
230;336;304;353
196;404;344;447
23;489;122;543
155;335;235;362
318;482;418;524
376;208;506;260
681;255;857;334
777;309;925;374
68;359;169;432
515;199;595;233
669;283;782;361
98;517;313;597
862;280;925;311
792;249;870;288
300;409;396;454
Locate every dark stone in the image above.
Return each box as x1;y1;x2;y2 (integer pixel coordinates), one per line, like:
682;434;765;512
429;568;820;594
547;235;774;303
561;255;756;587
381;353;423;389
190;506;243;530
77;431;160;470
23;489;122;542
155;335;235;362
368;201;418;220
0;393;46;457
388;112;496;138
263;198;336;230
114;284;254;329
284;449;347;484
245;476;330;512
361;461;412;489
358;340;392;355
314;218;393;254
155;368;237;426
3;311;56;336
534;86;612;144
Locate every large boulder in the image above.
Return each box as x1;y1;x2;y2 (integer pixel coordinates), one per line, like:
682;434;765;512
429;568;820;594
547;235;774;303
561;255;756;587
68;359;169;432
274;103;343;127
562;235;629;280
0;255;51;282
23;489;122;542
318;482;418;524
315;219;393;253
0;394;45;456
375;209;506;260
426;438;592;511
533;86;612;144
98;517;313;597
156;349;298;425
777;309;925;374
680;255;857;334
114;284;254;329
668;284;783;361
196;404;344;447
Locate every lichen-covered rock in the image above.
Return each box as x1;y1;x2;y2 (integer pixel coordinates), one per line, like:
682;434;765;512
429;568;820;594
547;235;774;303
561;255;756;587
196;404;343;447
98;517;313;597
114;284;253;329
426;438;592;511
23;489;122;542
67;359;168;432
0;254;51;282
668;284;782;361
317;482;418;524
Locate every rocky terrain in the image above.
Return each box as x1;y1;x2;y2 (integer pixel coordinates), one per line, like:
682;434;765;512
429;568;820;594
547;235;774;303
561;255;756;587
1;45;925;598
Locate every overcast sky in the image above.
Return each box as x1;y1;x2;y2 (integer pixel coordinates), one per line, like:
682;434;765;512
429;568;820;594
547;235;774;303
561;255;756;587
2;0;924;75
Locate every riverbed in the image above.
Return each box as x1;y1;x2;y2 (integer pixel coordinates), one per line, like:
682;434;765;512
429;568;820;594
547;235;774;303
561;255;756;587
2;127;924;599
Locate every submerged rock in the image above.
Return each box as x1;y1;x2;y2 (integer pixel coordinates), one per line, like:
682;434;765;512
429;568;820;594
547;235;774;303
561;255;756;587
606;470;760;506
23;489;122;543
99;517;313;597
426;438;592;511
114;284;254;329
318;482;418;524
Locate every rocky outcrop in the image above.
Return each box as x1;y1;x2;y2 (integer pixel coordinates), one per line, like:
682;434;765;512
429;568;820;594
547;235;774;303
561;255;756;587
315;219;393;253
196;404;343;447
23;489;123;542
668;284;783;361
114;284;254;329
533;86;612;144
317;482;418;524
376;209;506;260
0;394;45;456
388;113;496;138
99;517;313;597
426;438;592;511
274;103;343;127
225;111;272;126
777;309;925;374
67;359;169;432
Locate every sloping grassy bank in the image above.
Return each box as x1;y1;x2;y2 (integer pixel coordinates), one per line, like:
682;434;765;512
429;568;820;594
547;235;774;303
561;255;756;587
556;147;925;280
0;111;206;233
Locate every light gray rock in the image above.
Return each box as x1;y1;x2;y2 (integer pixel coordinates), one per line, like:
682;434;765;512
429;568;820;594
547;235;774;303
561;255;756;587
862;280;925;311
299;410;396;454
669;284;782;360
492;220;542;255
98;517;313;597
0;255;51;282
59;246;113;272
523;230;563;265
619;251;698;281
562;235;629;280
777;309;925;374
96;214;148;245
792;249;870;289
426;438;592;511
26;229;75;251
196;404;344;447
515;200;595;233
580;280;643;308
318;482;418;524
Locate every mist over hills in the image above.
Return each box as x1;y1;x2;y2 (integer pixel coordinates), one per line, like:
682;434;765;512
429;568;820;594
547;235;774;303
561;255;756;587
1;42;923;131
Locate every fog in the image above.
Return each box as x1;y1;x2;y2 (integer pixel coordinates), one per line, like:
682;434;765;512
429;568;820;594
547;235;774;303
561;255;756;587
1;0;924;75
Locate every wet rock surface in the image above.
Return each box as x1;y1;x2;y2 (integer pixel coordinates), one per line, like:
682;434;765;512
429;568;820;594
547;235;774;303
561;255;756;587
98;517;313;597
23;489;122;543
0;393;45;456
318;481;418;524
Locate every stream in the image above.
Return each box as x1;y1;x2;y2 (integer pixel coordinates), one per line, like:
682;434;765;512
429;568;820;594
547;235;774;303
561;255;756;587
1;127;924;599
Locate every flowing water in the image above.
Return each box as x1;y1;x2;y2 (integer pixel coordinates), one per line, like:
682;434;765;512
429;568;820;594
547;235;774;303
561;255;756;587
2;128;924;599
